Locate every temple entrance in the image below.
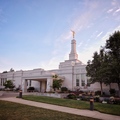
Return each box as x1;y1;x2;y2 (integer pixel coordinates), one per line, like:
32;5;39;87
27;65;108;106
22;77;52;93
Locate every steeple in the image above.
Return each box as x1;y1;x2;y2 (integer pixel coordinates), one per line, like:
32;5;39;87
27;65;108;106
59;30;82;69
69;31;78;60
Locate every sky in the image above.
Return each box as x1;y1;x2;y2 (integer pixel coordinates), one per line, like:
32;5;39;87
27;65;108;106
0;0;120;72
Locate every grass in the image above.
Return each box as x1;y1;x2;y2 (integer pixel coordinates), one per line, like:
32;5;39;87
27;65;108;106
23;95;120;116
0;100;99;120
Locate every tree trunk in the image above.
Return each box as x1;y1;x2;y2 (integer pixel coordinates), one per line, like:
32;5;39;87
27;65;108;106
100;82;103;96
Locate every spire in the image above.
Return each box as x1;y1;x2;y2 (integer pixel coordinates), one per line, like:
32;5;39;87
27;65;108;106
69;31;78;60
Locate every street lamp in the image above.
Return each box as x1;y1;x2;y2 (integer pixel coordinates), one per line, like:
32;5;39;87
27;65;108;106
71;61;75;91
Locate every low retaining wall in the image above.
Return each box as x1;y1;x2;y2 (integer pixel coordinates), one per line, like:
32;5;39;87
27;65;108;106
0;92;3;96
35;92;68;98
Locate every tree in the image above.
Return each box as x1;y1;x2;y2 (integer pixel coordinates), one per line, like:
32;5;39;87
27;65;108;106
2;71;8;73
10;68;14;72
52;74;63;91
101;53;113;89
86;31;120;96
86;48;107;95
105;31;120;97
3;80;15;90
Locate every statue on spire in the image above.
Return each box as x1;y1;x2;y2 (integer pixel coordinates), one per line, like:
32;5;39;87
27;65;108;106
71;30;75;38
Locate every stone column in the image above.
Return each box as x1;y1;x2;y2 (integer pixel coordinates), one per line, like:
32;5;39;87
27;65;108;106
41;81;46;92
22;79;27;93
46;78;53;92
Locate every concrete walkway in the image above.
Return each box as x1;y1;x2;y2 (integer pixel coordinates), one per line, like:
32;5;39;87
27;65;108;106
0;97;120;120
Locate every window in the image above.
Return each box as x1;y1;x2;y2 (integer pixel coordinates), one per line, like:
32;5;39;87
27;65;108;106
87;78;91;87
81;80;85;86
81;74;85;86
3;79;5;85
1;78;6;86
76;79;79;86
76;74;79;86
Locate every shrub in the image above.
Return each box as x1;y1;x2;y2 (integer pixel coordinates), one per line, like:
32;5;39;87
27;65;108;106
27;87;35;92
67;93;76;99
70;91;84;96
109;89;116;95
95;91;101;95
3;80;15;90
81;96;90;101
61;87;68;92
114;98;120;104
94;96;100;102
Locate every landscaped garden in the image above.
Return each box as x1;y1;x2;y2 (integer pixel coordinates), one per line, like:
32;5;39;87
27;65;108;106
0;100;99;120
22;95;120;116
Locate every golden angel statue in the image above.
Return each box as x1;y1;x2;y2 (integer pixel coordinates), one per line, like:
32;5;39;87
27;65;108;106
71;30;75;38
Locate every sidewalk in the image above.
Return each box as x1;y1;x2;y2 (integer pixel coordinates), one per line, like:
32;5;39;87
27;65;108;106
0;97;120;120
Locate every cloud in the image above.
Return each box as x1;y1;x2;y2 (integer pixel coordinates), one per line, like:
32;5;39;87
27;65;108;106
96;32;103;38
56;1;100;43
101;25;120;42
111;0;118;6
71;11;93;34
107;8;113;13
61;31;71;41
78;42;83;47
78;45;101;64
39;57;60;70
78;25;120;64
115;8;120;12
87;23;94;28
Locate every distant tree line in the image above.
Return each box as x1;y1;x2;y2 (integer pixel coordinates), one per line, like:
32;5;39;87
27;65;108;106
2;68;14;73
86;31;120;97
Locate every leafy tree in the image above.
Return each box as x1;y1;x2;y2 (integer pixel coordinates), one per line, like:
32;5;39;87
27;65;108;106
86;31;120;96
52;74;63;91
10;68;14;72
105;31;120;97
100;52;113;89
86;48;107;95
2;71;8;73
3;80;15;90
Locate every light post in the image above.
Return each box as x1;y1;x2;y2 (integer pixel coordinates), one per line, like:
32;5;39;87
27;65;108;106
71;61;75;91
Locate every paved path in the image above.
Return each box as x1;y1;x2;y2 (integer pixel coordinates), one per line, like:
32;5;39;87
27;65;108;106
0;97;120;120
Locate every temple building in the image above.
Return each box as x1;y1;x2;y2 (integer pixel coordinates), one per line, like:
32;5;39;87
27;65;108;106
0;35;118;94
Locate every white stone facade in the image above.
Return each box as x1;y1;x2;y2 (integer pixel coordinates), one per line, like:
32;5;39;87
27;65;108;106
0;39;119;94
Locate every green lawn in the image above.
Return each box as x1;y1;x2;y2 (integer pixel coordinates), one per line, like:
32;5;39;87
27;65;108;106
23;95;120;116
0;100;99;120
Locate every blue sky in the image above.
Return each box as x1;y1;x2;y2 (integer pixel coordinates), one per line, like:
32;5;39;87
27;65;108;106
0;0;120;72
